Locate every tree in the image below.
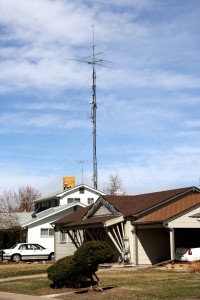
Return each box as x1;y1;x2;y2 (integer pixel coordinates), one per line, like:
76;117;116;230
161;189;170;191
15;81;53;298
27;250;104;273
105;174;124;195
0;185;41;213
47;241;114;289
0;212;20;230
17;186;41;212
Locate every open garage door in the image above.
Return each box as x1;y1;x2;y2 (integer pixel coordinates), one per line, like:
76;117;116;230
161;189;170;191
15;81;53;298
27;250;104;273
175;228;200;249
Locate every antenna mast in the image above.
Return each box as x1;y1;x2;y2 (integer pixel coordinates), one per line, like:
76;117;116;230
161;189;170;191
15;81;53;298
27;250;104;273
77;160;91;184
91;25;98;190
71;26;111;190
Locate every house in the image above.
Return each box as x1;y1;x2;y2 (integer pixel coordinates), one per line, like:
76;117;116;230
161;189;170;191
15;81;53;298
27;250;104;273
0;212;32;249
22;184;105;251
53;186;200;264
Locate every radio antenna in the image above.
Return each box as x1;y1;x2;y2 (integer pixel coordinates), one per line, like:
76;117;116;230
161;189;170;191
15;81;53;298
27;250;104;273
91;24;98;190
76;160;91;184
71;25;114;190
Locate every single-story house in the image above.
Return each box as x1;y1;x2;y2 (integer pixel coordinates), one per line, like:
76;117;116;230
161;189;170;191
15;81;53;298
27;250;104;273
53;186;200;264
22;184;105;251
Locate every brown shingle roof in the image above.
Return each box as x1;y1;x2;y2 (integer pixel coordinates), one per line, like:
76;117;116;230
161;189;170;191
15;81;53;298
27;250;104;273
134;193;200;223
53;186;199;228
53;205;92;225
103;186;197;216
63;216;118;229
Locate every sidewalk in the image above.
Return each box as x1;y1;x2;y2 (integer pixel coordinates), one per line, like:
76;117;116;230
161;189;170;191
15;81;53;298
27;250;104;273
0;274;50;300
0;291;52;300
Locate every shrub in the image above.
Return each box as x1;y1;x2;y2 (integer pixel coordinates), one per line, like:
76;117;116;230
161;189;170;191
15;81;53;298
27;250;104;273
47;241;114;288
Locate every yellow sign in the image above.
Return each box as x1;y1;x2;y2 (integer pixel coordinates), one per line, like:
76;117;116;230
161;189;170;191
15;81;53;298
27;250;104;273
63;176;75;189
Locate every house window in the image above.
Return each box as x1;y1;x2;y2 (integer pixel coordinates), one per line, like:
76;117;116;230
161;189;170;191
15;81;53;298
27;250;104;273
35;203;41;210
60;229;66;243
88;198;94;204
79;187;85;194
51;199;59;207
67;198;80;204
73;205;78;212
41;228;54;237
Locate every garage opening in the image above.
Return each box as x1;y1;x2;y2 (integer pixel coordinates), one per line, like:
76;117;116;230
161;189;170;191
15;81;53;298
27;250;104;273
175;228;200;249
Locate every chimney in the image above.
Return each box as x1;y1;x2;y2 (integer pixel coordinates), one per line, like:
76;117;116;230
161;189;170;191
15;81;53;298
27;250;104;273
114;189;123;196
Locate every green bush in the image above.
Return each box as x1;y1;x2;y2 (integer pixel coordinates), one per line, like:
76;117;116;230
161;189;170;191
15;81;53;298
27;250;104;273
47;241;114;288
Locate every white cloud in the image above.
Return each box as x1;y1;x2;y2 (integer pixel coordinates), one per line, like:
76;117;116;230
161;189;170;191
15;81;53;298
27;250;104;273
0;111;90;132
0;0;200;196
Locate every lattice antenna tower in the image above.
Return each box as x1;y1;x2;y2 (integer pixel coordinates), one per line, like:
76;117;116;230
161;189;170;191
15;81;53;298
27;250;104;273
71;25;113;189
91;24;98;190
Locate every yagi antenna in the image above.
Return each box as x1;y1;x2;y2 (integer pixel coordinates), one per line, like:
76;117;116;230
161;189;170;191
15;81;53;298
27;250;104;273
76;160;91;184
71;25;114;190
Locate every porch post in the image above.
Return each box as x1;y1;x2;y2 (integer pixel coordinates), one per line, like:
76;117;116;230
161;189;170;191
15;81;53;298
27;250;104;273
131;225;138;265
169;228;175;260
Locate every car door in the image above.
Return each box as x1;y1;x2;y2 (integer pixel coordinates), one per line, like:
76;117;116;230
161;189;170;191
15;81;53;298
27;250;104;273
18;244;34;260
31;244;49;260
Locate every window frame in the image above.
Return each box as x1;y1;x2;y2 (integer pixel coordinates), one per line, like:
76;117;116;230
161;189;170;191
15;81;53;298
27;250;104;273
40;228;54;237
88;198;94;204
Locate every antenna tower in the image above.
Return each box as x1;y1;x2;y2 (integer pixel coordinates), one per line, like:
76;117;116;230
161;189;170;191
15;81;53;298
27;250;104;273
71;25;111;190
91;25;98;190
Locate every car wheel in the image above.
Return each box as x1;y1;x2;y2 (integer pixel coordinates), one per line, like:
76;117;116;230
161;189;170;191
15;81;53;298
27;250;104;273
12;254;21;263
49;253;54;261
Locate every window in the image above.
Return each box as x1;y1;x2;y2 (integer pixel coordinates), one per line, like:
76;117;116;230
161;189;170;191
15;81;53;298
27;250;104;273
79;187;85;194
88;198;94;204
60;230;66;243
67;198;80;204
51;198;59;207
19;244;27;250
41;228;54;237
73;206;78;212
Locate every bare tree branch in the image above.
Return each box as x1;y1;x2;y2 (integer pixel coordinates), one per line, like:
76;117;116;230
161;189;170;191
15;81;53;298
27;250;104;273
17;186;41;212
0;185;41;213
105;174;124;195
0;212;20;230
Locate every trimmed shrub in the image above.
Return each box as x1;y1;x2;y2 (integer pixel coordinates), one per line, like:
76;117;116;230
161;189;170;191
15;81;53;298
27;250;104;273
47;241;114;288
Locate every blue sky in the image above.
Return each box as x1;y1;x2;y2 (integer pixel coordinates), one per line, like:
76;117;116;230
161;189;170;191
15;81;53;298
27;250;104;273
0;0;200;196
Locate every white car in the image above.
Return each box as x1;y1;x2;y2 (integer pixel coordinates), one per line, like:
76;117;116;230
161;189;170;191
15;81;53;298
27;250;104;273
175;247;200;262
2;243;54;263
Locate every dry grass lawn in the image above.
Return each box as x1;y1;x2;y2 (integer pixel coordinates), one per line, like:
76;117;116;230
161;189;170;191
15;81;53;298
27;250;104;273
0;260;51;278
0;261;200;300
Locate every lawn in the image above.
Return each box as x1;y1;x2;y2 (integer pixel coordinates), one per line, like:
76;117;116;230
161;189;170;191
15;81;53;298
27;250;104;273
0;264;200;299
0;261;51;278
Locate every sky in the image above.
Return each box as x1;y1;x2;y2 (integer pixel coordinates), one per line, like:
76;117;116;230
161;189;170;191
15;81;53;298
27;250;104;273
0;0;200;196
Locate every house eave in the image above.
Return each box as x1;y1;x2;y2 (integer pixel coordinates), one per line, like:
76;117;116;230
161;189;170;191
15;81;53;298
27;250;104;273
135;186;200;218
22;203;86;227
132;220;163;226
